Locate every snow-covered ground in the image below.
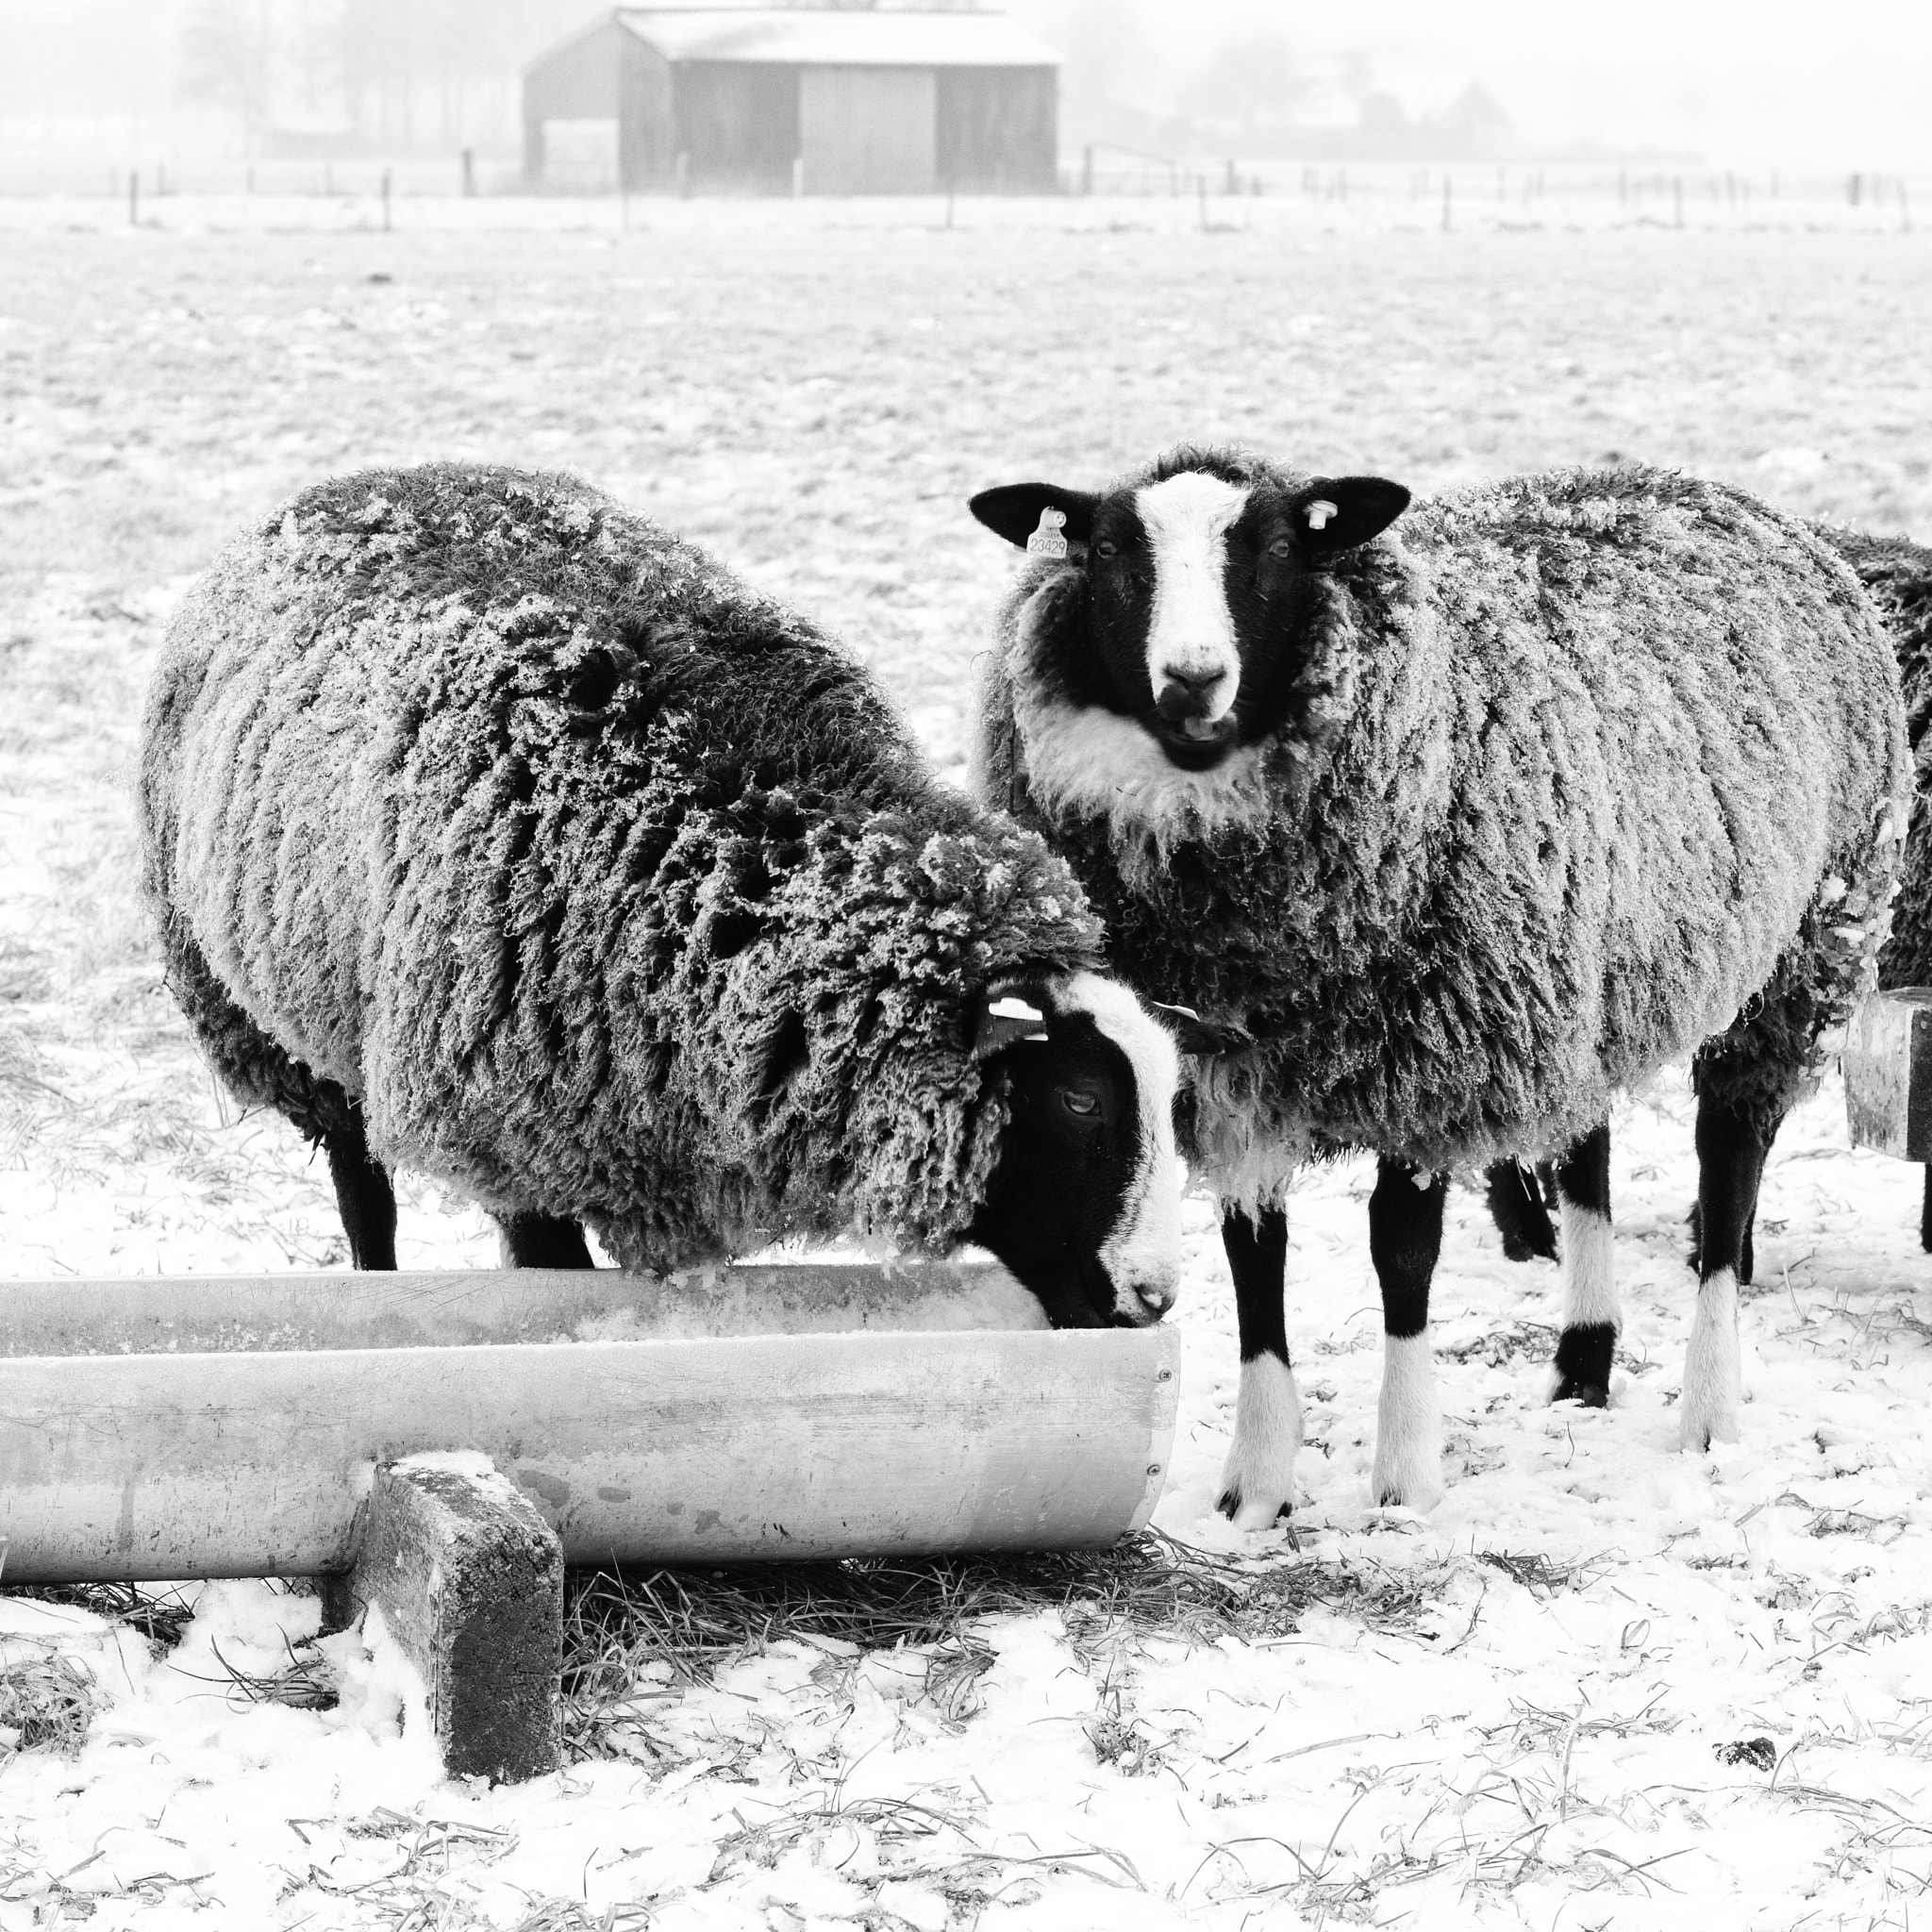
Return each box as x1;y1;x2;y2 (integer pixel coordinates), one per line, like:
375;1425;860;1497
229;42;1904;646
4;212;1932;1929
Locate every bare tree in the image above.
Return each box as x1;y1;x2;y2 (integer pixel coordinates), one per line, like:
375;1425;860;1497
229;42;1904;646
178;0;276;142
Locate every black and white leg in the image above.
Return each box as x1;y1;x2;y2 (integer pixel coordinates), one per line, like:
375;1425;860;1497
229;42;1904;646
1368;1158;1448;1510
1681;1091;1774;1451
1920;1167;1931;1254
323;1110;397;1272
1215;1203;1301;1529
496;1211;595;1269
1550;1120;1616;1407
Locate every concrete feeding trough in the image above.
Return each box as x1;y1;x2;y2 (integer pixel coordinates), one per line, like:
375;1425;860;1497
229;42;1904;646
1843;988;1932;1158
0;1262;1180;1782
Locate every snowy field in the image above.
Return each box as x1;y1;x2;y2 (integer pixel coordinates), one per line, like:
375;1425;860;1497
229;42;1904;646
4;203;1932;1929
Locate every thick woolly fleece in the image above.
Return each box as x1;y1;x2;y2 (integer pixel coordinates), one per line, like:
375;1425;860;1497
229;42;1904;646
1825;530;1932;992
141;465;1104;1273
977;457;1907;1198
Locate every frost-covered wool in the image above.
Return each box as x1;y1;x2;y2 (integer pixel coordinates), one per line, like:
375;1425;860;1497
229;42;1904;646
1824;530;1932;992
141;464;1104;1273
978;457;1907;1192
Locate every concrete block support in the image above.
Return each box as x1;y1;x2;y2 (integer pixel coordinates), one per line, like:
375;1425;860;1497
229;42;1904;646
328;1461;564;1783
1845;987;1932;1158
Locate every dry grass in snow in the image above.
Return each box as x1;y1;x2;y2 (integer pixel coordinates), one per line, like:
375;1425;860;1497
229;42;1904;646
1;208;1931;1929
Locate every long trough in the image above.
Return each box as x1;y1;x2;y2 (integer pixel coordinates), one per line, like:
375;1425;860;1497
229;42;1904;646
0;1263;1181;1586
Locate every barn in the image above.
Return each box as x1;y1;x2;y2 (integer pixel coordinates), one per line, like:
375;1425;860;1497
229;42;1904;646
523;8;1062;196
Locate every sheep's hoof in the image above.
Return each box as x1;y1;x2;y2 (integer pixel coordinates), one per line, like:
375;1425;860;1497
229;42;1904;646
1370;1440;1445;1514
1553;1374;1610;1408
1215;1485;1291;1531
1551;1323;1615;1408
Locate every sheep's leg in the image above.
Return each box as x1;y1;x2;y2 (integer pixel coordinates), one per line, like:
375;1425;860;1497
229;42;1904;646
1681;1092;1770;1452
1922;1168;1932;1254
1369;1159;1448;1511
323;1116;397;1271
1551;1120;1616;1407
1215;1203;1300;1529
1483;1158;1558;1261
496;1212;594;1269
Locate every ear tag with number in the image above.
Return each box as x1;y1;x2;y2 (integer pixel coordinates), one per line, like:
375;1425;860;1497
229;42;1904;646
1026;507;1069;558
1304;499;1340;532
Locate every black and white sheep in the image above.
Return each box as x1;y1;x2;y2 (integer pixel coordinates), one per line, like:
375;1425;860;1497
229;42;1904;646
138;462;1187;1328
969;447;1905;1520
1491;525;1932;1302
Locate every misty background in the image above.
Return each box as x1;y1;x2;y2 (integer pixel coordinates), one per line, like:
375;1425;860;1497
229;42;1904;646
2;0;1928;182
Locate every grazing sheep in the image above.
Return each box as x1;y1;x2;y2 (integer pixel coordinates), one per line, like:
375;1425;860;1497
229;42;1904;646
970;447;1906;1520
140;462;1186;1328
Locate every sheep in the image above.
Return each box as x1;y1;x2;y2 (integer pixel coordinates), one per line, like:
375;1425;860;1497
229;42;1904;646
1840;532;1932;1247
1493;526;1932;1318
968;446;1906;1521
138;461;1190;1329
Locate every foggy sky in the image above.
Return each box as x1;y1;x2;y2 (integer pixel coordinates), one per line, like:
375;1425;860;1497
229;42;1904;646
3;0;1928;169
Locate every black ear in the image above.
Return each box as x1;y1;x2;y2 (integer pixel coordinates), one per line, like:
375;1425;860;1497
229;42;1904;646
1290;476;1410;555
973;987;1054;1059
1148;1001;1255;1057
968;483;1099;552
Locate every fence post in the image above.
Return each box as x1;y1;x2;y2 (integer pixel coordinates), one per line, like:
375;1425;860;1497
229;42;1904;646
1674;175;1683;228
128;170;139;225
1441;174;1452;231
462;148;475;197
381;168;391;232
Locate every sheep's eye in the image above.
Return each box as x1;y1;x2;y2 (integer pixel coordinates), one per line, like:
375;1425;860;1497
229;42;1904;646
1061;1089;1100;1118
1092;538;1119;560
1268;537;1295;561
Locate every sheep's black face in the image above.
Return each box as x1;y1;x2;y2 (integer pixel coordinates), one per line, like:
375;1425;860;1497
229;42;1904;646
964;975;1182;1330
970;466;1410;772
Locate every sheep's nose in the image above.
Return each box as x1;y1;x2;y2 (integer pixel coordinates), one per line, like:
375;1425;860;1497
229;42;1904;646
1134;1278;1177;1319
1156;669;1220;720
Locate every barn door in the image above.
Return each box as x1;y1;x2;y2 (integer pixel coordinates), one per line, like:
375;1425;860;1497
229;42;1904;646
798;66;937;194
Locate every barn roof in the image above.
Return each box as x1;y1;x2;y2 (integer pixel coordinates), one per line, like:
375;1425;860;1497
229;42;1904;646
612;8;1062;69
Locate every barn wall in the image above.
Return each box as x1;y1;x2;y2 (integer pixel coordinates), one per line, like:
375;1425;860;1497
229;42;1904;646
524;21;627;124
674;62;800;192
800;67;937;194
935;67;1058;193
618;37;674;189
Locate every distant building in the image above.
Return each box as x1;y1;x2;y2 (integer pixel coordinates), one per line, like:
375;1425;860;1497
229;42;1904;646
523;8;1062;194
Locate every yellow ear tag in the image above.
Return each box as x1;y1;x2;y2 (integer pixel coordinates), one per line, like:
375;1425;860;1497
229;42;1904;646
1304;499;1340;532
1026;507;1070;558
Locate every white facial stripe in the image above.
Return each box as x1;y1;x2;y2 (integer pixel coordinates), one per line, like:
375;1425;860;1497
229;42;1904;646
1058;970;1182;1319
1136;472;1250;723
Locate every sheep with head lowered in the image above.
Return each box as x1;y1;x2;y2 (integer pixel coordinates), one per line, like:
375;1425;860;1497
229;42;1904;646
969;447;1906;1520
139;462;1187;1328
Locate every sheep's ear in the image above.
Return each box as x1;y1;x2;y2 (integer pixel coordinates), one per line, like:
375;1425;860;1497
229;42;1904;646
1149;1000;1254;1057
973;989;1053;1058
1290;476;1410;554
968;483;1099;552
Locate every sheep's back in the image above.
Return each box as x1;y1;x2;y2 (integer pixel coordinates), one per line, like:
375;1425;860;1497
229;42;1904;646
142;465;1080;1256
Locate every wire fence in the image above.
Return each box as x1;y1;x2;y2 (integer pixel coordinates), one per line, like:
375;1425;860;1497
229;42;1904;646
0;140;1921;236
